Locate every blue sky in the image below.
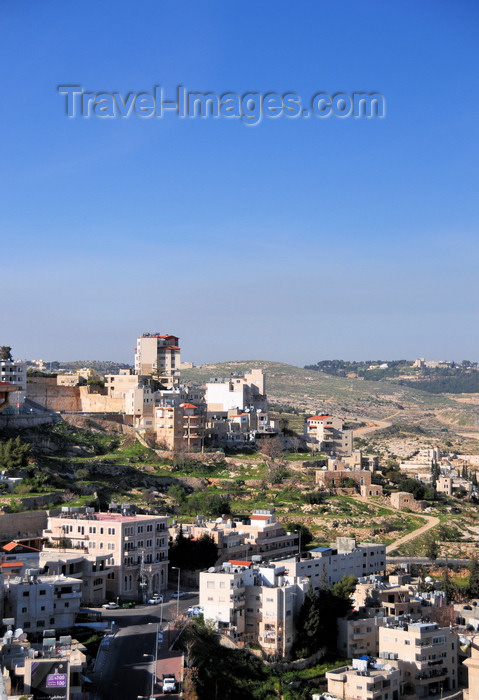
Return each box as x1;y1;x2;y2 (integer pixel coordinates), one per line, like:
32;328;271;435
1;0;477;365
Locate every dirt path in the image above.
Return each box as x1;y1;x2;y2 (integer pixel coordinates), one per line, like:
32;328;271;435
353;409;407;437
352;495;440;554
384;513;440;554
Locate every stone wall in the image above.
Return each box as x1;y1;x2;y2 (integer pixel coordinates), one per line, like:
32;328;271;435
0;413;57;430
27;378;81;412
0;509;52;541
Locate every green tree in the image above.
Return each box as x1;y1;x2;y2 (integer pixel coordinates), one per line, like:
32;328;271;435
425;537;439;561
0;437;31;472
442;565;456;603
468;557;479;598
0;346;13;361
169;531;218;571
293;575;356;658
286;522;313;551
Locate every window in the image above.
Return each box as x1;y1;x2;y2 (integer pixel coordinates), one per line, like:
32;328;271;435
39;590;46;595
22;607;27;613
207;581;215;589
22;591;29;597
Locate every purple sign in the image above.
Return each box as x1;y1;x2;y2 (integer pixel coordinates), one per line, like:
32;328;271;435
46;674;67;688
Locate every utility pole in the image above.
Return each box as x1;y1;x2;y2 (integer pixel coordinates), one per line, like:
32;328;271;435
139;550;148;603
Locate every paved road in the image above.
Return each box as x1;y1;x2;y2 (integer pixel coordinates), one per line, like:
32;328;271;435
91;592;198;699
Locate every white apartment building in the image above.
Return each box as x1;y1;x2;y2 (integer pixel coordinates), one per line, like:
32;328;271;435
205;370;266;414
39;548;113;606
200;559;308;656
43;507;169;601
135;333;180;388
275;537;386;590
4;572;82;633
0;359;27;407
204;370;277;445
305;414;353;456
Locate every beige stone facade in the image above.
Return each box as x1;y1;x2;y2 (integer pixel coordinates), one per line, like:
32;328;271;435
378;621;458;696
390;491;420;511
200;559;307;655
155;402;204;450
43;508;169;601
135;333;180;388
464;635;479;700
326;661;401;700
305;414;353;455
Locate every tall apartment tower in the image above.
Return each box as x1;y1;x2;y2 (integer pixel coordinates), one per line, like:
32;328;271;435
134;333;181;388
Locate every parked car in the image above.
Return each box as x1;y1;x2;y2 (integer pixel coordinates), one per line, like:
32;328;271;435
102;602;120;610
187;606;202;616
171;591;184;599
147;594;163;605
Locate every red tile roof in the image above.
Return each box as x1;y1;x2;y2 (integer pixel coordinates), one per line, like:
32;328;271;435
307;415;331;421
228;560;252;567
251;514;271;520
3;541;40;552
1;562;23;568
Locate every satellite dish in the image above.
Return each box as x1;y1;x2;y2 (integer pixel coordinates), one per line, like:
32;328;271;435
14;628;23;639
208;567;215;573
4;630;13;638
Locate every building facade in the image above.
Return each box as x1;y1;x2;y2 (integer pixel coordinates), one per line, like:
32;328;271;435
43;507;169;601
305;415;353;456
135;333;180;388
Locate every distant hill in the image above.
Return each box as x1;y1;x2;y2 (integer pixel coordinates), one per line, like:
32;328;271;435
181;360;478;432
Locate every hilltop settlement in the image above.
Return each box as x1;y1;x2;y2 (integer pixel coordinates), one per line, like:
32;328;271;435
0;336;478;700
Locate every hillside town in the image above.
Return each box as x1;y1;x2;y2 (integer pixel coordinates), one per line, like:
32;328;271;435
0;337;478;700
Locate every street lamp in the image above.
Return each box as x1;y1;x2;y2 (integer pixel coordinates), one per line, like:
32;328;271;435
171;566;181;618
142;653;155;698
